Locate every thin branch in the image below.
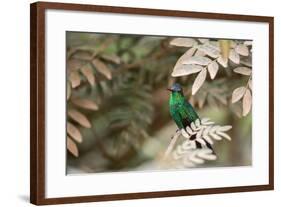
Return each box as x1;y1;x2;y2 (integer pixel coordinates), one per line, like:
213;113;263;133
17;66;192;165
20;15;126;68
163;130;181;160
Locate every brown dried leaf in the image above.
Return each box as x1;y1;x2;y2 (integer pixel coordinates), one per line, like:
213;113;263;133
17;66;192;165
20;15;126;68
178;48;197;63
67;81;71;100
240;60;252;67
229;49;240;64
68;109;91;128
209;41;219;48
67;137;79;157
235;44;249;56
243;89;252;116
232;86;246;103
194;49;206;57
182;56;211;66
173;47;196;68
169;38;197;47
244;41;252;46
171;48;198;77
218;125;232;132
72;98;99;111
67;122;82;143
249;79;252;90
207;61;219;79
72;50;92;60
92;59;112;80
69;71;81;88
101;54;121;64
67;59;84;72
80;64;95;86
192;68;207;95
172;64;203;77
234;67;252;76
182;47;197;59
197;44;220;58
217;56;228;68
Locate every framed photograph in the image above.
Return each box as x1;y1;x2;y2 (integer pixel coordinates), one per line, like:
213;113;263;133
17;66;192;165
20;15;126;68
30;1;274;205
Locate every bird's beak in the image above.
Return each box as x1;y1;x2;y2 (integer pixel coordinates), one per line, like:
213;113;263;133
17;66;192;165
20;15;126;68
167;88;173;92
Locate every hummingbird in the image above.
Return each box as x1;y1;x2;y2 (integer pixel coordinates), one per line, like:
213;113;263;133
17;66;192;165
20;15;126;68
168;83;214;153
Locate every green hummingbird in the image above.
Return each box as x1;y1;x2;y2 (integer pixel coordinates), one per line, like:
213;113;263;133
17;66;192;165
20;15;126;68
168;83;214;152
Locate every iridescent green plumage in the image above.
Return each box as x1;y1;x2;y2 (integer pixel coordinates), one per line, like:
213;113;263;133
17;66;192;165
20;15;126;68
168;83;214;152
168;84;199;130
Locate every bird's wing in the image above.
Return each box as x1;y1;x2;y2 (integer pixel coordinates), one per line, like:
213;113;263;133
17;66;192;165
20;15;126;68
177;101;200;128
170;105;185;129
185;101;200;122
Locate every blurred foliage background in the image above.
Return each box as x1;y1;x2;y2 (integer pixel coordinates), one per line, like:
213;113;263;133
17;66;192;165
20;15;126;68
66;32;252;174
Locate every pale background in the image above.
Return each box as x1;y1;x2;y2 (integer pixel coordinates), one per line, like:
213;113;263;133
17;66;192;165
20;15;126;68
0;0;279;206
